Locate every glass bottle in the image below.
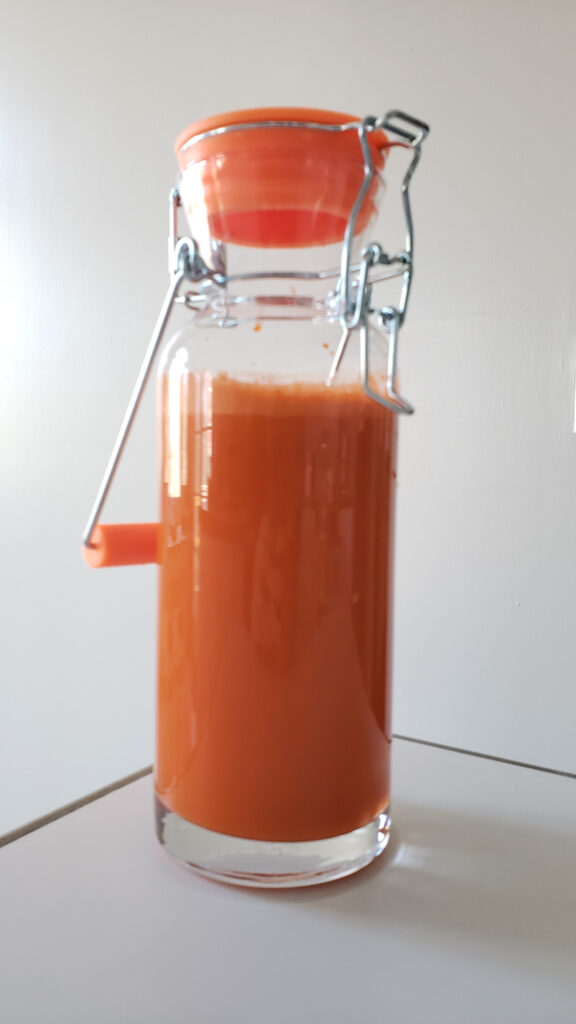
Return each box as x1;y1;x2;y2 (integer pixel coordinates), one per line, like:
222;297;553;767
83;107;429;887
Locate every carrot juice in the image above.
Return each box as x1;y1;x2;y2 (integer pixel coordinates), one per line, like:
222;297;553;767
155;373;397;843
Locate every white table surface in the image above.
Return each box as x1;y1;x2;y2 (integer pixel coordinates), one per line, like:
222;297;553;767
2;738;575;1024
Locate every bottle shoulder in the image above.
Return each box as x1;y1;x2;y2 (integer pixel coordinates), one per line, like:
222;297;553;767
158;310;354;384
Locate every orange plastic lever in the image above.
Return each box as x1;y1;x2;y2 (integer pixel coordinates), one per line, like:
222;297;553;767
82;524;160;568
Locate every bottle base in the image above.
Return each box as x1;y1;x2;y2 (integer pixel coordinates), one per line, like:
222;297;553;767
155;794;391;888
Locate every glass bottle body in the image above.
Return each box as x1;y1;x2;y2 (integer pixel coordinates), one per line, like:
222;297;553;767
155;306;397;886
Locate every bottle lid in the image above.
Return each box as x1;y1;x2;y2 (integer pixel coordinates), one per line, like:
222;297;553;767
174;107;389;248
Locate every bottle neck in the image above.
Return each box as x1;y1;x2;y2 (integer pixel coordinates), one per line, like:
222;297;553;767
182;290;338;327
185;215;398;316
178;231;405;327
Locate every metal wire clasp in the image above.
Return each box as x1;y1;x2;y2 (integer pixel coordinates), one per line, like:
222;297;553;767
82;236;197;549
334;110;429;413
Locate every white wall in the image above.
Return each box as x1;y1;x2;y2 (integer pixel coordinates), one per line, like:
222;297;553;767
1;0;575;833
